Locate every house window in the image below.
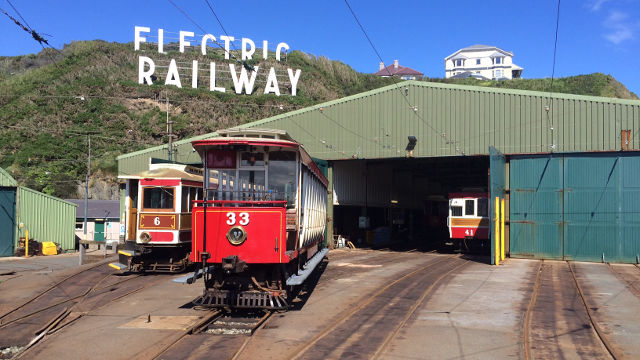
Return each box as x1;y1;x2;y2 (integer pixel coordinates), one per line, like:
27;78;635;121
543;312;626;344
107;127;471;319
454;59;463;67
476;59;481;65
495;69;503;78
493;57;503;65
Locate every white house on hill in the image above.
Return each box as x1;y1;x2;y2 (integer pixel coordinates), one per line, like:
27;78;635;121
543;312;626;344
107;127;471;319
445;45;523;80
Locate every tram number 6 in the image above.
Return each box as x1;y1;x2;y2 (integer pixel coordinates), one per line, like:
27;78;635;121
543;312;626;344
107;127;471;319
226;212;250;226
154;217;160;226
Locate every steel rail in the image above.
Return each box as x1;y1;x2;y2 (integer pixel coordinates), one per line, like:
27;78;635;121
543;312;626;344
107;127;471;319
148;310;223;360
523;260;544;360
567;261;621;360
371;259;469;359
0;259;114;321
286;254;459;360
0;274;140;328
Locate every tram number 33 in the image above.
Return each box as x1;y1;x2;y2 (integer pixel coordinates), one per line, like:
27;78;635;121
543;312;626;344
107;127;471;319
465;229;474;236
226;212;250;226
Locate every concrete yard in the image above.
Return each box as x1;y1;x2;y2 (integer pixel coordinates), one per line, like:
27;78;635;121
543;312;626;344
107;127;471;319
1;248;639;359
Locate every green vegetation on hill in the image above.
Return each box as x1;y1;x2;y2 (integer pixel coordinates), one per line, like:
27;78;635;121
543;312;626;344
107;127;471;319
0;40;637;198
426;73;638;100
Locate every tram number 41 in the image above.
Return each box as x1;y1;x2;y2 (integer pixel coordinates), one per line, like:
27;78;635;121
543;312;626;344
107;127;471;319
226;212;250;226
465;229;474;236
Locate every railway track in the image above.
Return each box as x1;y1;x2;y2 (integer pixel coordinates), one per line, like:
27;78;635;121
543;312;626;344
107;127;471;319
282;255;466;360
0;265;168;359
147;310;274;360
522;260;621;360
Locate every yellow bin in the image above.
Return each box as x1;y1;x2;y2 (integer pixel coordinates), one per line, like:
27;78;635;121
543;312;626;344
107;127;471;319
42;242;58;256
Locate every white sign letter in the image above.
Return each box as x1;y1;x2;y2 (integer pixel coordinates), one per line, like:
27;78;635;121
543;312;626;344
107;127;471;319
201;34;216;55
276;42;289;61
138;56;155;85
192;60;198;89
242;38;255;60
229;64;258;95
262;40;268;60
179;31;194;53
134;26;150;51
209;62;226;93
287;68;301;96
220;35;234;59
264;67;280;96
165;59;182;88
158;28;165;54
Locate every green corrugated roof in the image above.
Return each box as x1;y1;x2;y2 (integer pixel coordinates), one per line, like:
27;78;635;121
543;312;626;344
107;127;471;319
118;80;640;174
0;167;18;187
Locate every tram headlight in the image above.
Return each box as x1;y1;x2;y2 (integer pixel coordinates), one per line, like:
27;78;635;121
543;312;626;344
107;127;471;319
139;232;151;243
227;226;247;245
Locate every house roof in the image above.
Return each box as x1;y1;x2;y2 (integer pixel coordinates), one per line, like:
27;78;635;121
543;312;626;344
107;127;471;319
450;53;469;60
65;199;120;220
374;63;423;77
446;45;514;60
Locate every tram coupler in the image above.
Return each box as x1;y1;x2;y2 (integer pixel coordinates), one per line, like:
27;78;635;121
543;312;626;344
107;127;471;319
222;255;248;274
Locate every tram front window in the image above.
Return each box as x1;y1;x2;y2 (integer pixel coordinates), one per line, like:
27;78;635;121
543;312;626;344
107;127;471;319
238;170;266;200
142;187;174;210
268;151;297;207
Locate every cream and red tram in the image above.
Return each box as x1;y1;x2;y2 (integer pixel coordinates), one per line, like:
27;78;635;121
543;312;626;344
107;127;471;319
183;129;328;310
447;193;489;249
111;162;203;272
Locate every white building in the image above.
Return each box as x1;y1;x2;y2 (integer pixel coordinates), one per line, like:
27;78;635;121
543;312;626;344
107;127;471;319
444;45;523;80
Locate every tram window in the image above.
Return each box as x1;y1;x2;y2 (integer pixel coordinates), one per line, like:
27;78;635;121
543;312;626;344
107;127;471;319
181;188;189;212
238;170;266;200
268;151;297;206
218;170;236;201
241;152;264;167
477;198;488;217
451;206;462;217
465;200;475;216
142;187;174;210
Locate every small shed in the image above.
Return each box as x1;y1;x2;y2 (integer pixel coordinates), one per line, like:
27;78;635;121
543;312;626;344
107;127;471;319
0;168;77;256
66;199;120;242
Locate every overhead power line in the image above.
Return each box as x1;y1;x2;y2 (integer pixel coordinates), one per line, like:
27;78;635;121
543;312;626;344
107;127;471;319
342;0;466;155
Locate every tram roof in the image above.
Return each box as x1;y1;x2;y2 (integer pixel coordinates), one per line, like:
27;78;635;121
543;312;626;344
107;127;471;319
119;163;203;183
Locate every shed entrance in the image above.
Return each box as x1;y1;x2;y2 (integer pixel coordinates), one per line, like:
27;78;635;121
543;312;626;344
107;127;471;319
510;153;640;263
331;156;489;251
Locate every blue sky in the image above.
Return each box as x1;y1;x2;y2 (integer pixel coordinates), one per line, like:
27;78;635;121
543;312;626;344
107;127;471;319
1;0;639;96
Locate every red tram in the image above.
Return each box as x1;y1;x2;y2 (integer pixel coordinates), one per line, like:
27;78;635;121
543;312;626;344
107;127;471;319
183;129;328;310
447;193;489;250
110;162;203;272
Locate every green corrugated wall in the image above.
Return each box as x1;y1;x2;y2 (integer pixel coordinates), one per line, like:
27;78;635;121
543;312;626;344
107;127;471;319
16;187;77;251
118;81;640;176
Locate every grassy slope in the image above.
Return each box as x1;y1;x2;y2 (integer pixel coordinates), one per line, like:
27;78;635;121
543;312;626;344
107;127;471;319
0;41;636;198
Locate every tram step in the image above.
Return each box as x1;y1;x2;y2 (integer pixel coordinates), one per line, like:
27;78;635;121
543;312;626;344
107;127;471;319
109;262;128;271
118;250;135;257
286;248;329;286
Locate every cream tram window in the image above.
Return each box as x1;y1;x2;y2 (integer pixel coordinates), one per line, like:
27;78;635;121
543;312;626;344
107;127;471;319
477;198;488;217
465;200;475;216
451;206;462;217
142;187;174;210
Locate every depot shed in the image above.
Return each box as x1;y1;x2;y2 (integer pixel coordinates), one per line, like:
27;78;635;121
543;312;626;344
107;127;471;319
117;80;640;263
0;168;77;256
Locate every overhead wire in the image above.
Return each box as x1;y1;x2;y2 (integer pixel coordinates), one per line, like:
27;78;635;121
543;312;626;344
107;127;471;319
343;0;466;155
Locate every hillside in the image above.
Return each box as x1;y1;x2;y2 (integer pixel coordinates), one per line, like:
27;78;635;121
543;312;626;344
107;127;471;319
427;73;638;99
0;40;637;199
0;41;394;198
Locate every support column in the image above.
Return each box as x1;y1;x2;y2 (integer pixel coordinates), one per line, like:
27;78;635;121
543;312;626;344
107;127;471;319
326;163;334;249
